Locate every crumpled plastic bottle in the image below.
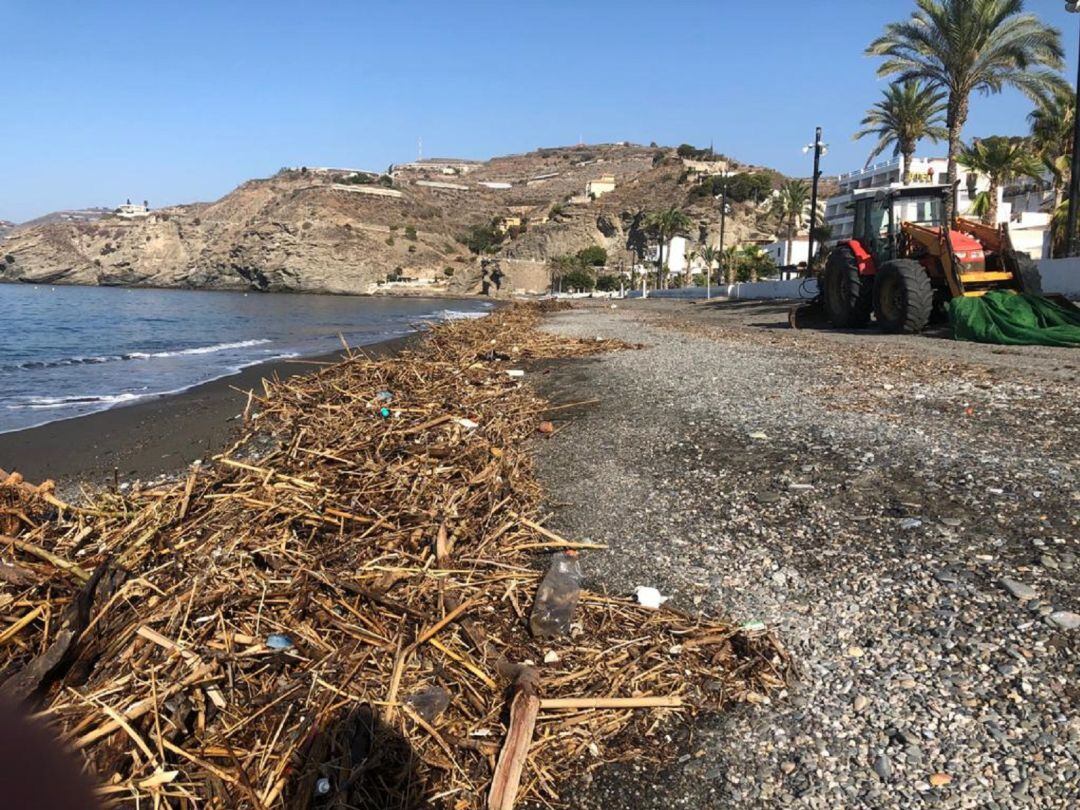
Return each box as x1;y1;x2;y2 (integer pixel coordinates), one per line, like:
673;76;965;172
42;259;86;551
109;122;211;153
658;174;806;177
405;685;450;723
529;550;583;638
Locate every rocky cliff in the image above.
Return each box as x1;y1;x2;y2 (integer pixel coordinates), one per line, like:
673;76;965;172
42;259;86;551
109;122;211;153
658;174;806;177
1;144;788;294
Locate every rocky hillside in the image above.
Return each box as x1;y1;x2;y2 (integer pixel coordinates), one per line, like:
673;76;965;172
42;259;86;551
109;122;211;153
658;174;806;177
0;144;790;295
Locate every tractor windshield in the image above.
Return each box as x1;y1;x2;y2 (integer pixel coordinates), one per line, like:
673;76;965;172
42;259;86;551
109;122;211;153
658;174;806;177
893;195;943;227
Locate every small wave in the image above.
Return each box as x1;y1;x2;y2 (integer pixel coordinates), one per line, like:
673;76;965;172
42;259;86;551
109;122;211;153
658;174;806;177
7;339;273;372
128;339;272;359
20;392;146;409
9;355;126;371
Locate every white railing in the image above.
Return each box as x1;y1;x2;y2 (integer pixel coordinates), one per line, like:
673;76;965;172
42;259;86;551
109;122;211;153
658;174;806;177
836;156;902;183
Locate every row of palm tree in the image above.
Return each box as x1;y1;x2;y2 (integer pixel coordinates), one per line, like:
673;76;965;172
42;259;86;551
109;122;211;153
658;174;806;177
642;179;820;288
865;0;1067;227
854;73;1075;251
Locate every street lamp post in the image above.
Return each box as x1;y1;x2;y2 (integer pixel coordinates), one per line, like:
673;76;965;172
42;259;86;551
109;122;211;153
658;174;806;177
1066;2;1080;256
716;172;729;288
803;127;828;274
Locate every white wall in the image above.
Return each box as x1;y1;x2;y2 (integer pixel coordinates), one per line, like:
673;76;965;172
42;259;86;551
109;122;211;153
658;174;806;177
624;259;1076;302
627;278;818;300
1038;257;1080;299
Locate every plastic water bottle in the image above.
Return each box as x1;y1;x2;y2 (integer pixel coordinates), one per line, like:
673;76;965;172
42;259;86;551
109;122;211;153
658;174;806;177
529;551;583;638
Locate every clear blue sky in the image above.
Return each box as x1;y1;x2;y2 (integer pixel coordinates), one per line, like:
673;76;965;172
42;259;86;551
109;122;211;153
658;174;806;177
3;0;1077;222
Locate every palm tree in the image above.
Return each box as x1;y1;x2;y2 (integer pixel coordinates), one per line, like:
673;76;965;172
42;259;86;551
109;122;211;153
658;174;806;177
769;180;813;271
854;80;948;183
646;207;691;288
957;136;1042;224
1028;85;1075;215
696;244;720;285
867;0;1065;223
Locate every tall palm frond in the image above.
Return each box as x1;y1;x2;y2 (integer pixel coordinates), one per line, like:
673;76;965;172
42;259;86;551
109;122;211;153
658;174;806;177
854;80;948;181
867;0;1066;222
957;135;1043;223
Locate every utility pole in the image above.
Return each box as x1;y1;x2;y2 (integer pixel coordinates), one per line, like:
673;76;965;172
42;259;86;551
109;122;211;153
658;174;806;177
1066;2;1080;256
805;127;826;274
717;173;728;287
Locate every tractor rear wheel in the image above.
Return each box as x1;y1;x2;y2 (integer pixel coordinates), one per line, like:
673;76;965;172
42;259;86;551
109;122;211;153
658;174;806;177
873;260;933;333
1015;255;1043;295
822;246;871;328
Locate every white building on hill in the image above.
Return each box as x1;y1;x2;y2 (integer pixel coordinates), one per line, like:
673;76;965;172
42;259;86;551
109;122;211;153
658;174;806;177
115;201;149;219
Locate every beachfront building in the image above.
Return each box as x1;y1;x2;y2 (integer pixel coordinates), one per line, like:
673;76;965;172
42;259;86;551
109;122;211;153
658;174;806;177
586;175;616;199
643;235;691;278
764;235;810;269
824;156;999;242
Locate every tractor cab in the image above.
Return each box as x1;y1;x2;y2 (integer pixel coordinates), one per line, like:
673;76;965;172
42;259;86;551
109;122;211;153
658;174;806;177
849;185;949;264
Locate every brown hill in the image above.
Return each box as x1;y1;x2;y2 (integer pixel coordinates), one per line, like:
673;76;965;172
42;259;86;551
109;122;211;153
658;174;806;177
0;144;790;295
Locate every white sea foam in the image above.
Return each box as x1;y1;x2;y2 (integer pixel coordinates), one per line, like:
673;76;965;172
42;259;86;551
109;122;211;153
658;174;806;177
436;309;490;321
128;339;271;359
21;392;146;409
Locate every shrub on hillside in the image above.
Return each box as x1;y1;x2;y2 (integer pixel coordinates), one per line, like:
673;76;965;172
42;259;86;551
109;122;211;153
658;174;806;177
460;222;504;255
576;245;607;266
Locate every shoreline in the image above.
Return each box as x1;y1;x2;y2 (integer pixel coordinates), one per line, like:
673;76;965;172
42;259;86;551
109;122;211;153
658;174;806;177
0;277;486;299
0;332;420;490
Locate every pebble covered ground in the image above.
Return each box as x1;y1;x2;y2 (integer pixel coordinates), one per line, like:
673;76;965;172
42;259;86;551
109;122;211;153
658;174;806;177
530;300;1078;809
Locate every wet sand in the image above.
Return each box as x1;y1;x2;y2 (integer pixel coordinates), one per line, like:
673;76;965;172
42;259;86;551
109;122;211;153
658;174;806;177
0;333;419;490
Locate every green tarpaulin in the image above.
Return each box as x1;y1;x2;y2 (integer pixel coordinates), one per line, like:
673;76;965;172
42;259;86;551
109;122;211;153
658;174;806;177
950;290;1080;347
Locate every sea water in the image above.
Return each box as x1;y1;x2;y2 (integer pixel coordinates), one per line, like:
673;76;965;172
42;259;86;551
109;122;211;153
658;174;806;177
0;284;491;433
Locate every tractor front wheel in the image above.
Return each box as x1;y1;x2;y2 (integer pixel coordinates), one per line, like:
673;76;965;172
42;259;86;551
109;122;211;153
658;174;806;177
873;260;933;334
822;246;872;328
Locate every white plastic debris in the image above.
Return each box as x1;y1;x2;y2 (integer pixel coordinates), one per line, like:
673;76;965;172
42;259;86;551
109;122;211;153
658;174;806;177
506;369;525;378
748;431;769;441
543;650;560;664
634;586;670;610
453;417;479;430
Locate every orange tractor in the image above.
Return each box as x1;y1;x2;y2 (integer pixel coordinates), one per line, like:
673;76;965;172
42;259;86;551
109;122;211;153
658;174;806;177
821;185;1042;333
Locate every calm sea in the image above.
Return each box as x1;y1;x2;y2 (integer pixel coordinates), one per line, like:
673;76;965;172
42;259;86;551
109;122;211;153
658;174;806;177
0;285;491;433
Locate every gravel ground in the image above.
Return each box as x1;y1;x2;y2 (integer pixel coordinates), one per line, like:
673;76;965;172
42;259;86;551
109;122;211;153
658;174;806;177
530;300;1078;809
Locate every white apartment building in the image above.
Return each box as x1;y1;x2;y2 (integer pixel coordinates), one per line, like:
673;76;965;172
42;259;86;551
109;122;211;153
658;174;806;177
824;155;1002;242
647;235;690;276
764;235;810;268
